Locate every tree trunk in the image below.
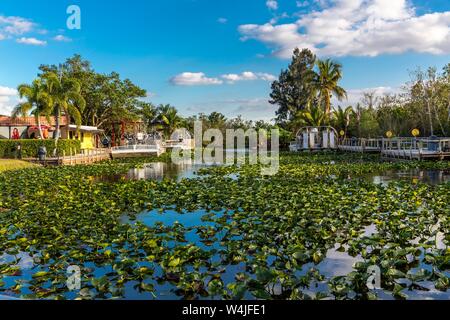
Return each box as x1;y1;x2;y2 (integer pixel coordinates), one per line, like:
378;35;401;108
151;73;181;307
37;114;44;140
427;99;434;136
324;91;331;121
53;107;61;156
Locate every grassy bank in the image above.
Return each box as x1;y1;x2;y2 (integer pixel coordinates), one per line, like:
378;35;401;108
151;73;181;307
0;159;37;172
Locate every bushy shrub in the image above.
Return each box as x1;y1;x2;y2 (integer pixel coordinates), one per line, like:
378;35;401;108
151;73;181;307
0;139;81;158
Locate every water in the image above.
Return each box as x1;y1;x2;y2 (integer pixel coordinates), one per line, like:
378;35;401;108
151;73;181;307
95;161;213;182
369;169;450;186
2;164;449;300
126;162;208;181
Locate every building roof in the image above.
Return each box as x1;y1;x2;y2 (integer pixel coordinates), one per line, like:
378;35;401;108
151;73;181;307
0;115;67;127
65;125;104;133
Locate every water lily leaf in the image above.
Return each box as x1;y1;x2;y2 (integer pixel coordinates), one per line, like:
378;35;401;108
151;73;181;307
168;258;181;268
386;268;406;279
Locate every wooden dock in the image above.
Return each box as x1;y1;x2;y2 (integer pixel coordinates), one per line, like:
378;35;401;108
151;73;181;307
335;137;450;160
338;138;382;153
25;148;111;166
381;138;450;160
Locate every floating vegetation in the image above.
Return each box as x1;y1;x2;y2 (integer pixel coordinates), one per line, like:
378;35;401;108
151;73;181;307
0;152;449;300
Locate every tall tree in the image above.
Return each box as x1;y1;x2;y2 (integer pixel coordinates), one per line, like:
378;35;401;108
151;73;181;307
207;112;227;130
39;55;147;132
137;102;157;132
41;71;86;149
156;104;182;138
270;48;317;124
313;59;347;116
293;104;326;128
332;106;354;137
12;79;53;139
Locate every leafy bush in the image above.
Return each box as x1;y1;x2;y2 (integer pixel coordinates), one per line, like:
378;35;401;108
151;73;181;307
0;139;81;158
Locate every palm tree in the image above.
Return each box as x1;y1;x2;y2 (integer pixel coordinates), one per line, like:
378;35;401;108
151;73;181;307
12;79;53;139
313;59;347;116
41;71;86;149
137;102;157;131
292;104;327;129
156;104;182;138
333;106;354;137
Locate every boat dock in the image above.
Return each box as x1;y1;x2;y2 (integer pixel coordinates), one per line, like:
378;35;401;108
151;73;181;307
381;137;450;160
337;138;382;153
338;137;450;160
25;148;111;166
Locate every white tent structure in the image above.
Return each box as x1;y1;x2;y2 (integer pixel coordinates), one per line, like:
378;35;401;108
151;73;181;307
290;126;338;151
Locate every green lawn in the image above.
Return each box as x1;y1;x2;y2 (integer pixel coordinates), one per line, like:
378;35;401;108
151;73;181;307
0;159;36;172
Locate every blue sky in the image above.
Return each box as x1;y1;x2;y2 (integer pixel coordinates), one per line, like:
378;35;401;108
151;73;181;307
1;0;450;121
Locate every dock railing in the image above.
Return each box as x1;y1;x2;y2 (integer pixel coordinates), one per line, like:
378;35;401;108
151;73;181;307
381;137;450;160
111;141;164;157
338;138;382;152
63;148;110;165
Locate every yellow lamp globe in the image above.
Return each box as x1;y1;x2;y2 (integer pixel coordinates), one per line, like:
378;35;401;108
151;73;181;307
386;131;393;138
339;130;345;137
412;129;420;137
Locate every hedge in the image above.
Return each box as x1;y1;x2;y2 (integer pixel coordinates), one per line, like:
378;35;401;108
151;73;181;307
0;139;81;158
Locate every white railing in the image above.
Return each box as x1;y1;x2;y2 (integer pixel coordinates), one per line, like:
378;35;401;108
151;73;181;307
111;143;162;152
338;138;382;151
382;138;450;152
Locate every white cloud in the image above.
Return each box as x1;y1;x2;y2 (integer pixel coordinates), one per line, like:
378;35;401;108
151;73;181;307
217;17;228;24
53;34;72;42
0;86;19;116
170;72;223;86
171;71;277;86
266;0;279;11
239;0;450;58
256;72;277;81
222;71;258;83
0;15;34;36
0;86;17;96
16;37;47;46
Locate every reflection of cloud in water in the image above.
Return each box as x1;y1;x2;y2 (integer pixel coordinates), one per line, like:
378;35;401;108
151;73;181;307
319;244;363;277
0;251;34;269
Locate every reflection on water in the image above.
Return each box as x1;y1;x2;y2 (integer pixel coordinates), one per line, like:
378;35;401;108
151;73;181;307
126;162;207;181
96;161;214;182
370;169;450;186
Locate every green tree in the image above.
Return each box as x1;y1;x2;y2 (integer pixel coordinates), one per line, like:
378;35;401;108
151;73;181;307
293;104;327;129
313;59;347;116
41;71;86;150
156;104;182;138
12;79;53;139
39;55;147;132
207;112;227;130
332;106;354;137
270;48;317;124
137;102;157;131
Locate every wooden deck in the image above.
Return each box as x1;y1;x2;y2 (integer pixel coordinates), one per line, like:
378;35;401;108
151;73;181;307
25;149;110;166
335;137;450;160
337;138;382;153
381;138;450;161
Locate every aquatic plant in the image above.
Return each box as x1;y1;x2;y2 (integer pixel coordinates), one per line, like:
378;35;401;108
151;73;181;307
0;152;448;300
